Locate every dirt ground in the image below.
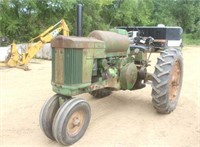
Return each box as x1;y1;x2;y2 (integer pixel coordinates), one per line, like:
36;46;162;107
0;46;200;147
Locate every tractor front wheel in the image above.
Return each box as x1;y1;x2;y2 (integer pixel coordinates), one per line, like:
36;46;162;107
39;94;61;140
151;48;183;114
52;98;91;146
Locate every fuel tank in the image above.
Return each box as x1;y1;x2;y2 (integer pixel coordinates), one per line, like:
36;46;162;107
88;30;129;54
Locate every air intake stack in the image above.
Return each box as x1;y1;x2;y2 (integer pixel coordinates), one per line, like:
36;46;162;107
77;4;83;36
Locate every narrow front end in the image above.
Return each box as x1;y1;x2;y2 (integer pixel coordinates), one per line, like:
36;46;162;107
51;35;104;96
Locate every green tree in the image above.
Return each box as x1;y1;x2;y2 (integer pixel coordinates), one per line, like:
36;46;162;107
0;0;200;43
0;0;77;42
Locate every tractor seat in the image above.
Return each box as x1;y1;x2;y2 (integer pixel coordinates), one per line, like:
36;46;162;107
129;45;149;52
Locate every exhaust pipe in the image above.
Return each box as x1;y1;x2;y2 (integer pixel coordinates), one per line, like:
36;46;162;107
77;4;83;36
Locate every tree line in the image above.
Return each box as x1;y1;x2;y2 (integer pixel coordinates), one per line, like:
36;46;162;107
0;0;199;43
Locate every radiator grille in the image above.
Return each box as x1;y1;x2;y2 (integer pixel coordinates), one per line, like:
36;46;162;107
64;48;83;84
52;48;83;85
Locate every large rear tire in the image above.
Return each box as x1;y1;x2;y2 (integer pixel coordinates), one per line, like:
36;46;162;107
151;48;183;114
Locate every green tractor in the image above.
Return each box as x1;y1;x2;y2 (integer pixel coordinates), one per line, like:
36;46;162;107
39;27;183;145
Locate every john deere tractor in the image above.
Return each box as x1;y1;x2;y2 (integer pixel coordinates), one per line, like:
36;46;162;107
39;26;183;146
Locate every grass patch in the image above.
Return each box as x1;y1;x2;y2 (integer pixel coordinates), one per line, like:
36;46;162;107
182;34;200;45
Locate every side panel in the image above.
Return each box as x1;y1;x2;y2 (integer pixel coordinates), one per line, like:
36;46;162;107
82;49;94;83
51;48;55;82
53;48;65;84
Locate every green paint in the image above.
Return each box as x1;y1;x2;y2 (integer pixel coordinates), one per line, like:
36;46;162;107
51;31;145;97
108;68;118;78
52;82;91;96
135;52;147;62
120;63;138;90
82;49;94;83
64;48;83;84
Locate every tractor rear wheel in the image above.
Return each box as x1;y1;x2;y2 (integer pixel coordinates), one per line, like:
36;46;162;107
151;48;183;114
52;98;91;146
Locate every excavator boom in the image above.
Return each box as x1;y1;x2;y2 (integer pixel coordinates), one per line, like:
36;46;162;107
4;19;69;70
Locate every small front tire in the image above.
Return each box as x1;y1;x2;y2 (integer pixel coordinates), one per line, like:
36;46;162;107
52;98;91;146
39;94;60;140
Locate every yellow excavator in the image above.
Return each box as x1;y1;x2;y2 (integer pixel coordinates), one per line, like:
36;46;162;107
1;19;69;70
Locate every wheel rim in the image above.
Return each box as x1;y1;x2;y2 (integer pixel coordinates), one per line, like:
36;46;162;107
169;61;181;102
67;109;85;137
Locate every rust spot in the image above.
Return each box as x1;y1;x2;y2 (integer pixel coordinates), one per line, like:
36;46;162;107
169;61;181;102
